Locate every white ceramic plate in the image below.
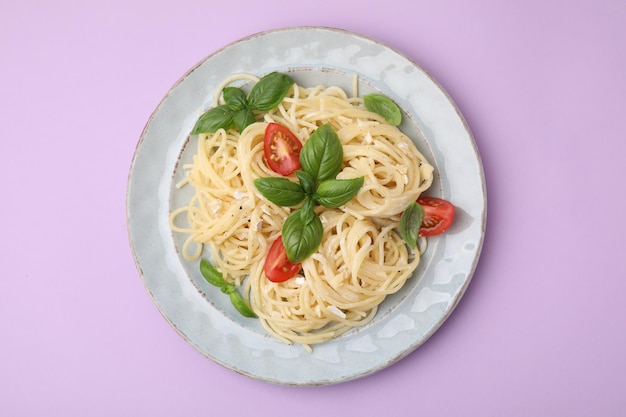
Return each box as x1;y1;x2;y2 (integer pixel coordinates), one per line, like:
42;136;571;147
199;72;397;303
127;27;486;386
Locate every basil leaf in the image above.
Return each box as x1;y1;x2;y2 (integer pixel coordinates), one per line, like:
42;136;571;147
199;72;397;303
233;108;255;132
315;177;364;208
295;170;316;197
300;124;343;184
191;105;236;134
282;208;323;263
200;260;257;319
364;94;402;126
299;198;316;225
220;284;234;294
229;291;257;318
247;72;294;111
223;87;248;111
254;177;306;207
200;259;228;288
399;201;425;249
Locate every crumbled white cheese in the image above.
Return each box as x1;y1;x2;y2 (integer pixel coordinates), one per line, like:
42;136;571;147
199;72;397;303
327;305;346;319
209;199;222;214
397;141;409;153
364;132;373;144
234;191;246;200
255;220;263;231
397;141;415;159
294;276;306;285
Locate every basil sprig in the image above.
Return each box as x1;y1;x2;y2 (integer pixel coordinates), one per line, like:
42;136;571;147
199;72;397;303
254;123;364;263
399;201;425;249
364;93;402;126
192;72;294;134
200;259;257;318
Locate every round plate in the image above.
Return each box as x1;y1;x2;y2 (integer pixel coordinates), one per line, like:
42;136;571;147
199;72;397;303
127;26;486;386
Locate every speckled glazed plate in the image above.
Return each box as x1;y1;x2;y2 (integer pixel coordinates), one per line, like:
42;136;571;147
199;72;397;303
127;27;486;386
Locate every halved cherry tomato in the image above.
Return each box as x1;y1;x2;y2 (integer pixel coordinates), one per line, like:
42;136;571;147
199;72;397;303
263;123;302;176
417;197;455;236
264;236;301;282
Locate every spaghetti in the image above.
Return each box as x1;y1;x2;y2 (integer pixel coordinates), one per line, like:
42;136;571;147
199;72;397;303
170;75;434;349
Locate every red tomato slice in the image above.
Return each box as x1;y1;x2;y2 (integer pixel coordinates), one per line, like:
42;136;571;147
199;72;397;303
417;197;455;236
263;123;302;176
264;236;301;282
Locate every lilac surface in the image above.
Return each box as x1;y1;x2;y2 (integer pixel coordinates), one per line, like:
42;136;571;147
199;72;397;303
1;0;625;415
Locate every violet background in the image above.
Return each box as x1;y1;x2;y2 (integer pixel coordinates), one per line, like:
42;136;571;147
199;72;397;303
2;0;625;415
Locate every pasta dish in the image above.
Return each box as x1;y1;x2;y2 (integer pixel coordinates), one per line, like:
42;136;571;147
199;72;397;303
170;72;448;350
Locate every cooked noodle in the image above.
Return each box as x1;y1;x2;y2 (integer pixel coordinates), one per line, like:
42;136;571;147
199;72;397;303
170;75;434;349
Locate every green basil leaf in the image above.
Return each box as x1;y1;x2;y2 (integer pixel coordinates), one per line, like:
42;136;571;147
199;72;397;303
282;208;323;263
229;291;258;318
191;105;236;134
247;72;294;111
315;177;364;208
364;94;402;126
300;123;343;184
295;170;316;197
399;201;425;249
223;87;248;111
233;108;255;132
220;284;234;294
299;198;316;225
254;177;306;207
199;259;228;288
201;260;257;318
